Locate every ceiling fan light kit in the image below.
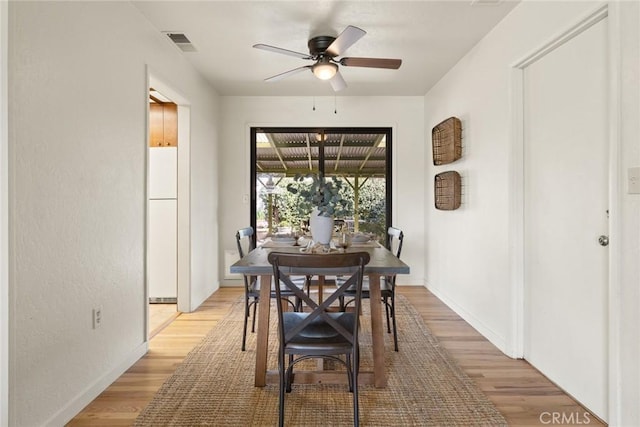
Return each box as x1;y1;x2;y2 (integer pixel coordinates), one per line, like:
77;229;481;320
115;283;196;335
312;59;338;80
254;25;402;92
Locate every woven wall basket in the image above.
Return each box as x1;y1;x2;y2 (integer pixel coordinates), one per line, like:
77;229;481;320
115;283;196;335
434;171;461;210
432;117;462;165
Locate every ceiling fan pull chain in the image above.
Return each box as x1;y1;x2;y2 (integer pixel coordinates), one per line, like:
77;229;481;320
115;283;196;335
334;95;337;114
312;96;316;111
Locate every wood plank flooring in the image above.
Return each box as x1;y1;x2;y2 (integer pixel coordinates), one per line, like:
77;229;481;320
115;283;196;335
148;303;179;339
67;286;603;426
398;287;604;426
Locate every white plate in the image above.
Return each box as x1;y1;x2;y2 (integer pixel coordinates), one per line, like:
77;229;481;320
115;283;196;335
271;236;295;243
351;234;370;243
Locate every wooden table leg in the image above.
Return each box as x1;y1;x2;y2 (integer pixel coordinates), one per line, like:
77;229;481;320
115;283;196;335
368;274;387;388
255;274;272;387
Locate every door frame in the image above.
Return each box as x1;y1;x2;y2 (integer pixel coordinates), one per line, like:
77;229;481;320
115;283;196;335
146;70;192;328
507;3;621;422
249;127;393;242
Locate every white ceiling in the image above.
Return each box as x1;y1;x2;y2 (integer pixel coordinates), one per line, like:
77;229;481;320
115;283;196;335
132;0;519;96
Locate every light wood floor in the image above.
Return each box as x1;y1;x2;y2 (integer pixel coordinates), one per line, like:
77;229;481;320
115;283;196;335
148;303;179;339
68;286;603;426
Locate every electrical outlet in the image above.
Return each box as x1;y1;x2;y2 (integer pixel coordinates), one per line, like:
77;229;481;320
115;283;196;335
93;307;102;329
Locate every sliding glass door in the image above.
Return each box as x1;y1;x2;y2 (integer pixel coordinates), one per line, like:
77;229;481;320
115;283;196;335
250;127;392;244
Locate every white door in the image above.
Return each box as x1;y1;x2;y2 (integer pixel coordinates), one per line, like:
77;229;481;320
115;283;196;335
523;18;608;420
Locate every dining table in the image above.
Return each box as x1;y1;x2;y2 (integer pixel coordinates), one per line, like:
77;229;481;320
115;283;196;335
230;238;410;388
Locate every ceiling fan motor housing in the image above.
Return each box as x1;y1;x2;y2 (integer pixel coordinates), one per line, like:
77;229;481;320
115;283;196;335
308;36;336;57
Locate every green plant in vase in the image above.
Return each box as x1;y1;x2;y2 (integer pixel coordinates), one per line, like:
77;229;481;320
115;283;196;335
286;173;352;244
286;173;352;217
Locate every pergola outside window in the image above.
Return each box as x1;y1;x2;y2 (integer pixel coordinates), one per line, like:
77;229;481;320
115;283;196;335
250;127;392;244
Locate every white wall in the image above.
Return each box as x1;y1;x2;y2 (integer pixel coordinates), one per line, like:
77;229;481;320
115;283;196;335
0;1;8;424
219;96;425;286
8;2;219;426
424;0;639;424
188;96;220;308
425;0;604;352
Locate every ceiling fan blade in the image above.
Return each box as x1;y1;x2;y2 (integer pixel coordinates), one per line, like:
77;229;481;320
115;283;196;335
253;43;311;60
340;57;402;69
264;65;312;82
325;25;366;57
329;70;347;92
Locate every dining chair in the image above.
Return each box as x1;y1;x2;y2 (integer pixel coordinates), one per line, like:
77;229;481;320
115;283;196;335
268;251;370;427
339;226;404;351
235;227;305;351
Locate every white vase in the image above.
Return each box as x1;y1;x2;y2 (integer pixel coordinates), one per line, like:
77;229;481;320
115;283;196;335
309;208;333;245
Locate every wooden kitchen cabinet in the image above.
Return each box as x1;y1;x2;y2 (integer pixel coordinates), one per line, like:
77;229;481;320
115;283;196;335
149;103;178;147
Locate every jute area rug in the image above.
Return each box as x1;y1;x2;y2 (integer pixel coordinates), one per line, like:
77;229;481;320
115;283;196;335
134;295;507;426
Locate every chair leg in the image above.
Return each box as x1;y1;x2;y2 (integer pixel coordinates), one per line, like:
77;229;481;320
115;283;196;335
251;298;258;333
305;275;312;303
345;354;353;392
391;292;398;352
286;355;294;393
383;296;392;334
278;351;286;427
352;350;360;427
242;297;249;351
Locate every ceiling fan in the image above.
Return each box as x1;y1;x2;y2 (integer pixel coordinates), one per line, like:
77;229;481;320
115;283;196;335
253;25;402;92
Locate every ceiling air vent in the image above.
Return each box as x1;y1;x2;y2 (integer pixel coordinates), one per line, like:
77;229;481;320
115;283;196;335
164;32;197;52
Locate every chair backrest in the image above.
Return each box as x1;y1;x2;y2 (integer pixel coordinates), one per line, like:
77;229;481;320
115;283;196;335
268;252;370;346
236;227;257;291
235;227;256;259
386;226;404;259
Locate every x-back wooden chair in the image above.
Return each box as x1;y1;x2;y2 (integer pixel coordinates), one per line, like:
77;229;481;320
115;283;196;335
339;226;404;351
236;227;304;351
268;251;370;427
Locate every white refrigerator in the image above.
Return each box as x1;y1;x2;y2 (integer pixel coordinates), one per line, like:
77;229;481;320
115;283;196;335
148;147;177;302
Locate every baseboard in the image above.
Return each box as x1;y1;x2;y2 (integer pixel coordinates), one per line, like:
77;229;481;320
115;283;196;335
426;285;508;355
45;341;148;426
220;280;243;287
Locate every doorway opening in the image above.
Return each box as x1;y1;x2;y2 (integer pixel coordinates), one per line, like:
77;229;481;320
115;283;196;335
145;74;191;339
147;87;179;337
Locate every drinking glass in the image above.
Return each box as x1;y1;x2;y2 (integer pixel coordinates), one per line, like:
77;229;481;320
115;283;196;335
337;232;351;250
